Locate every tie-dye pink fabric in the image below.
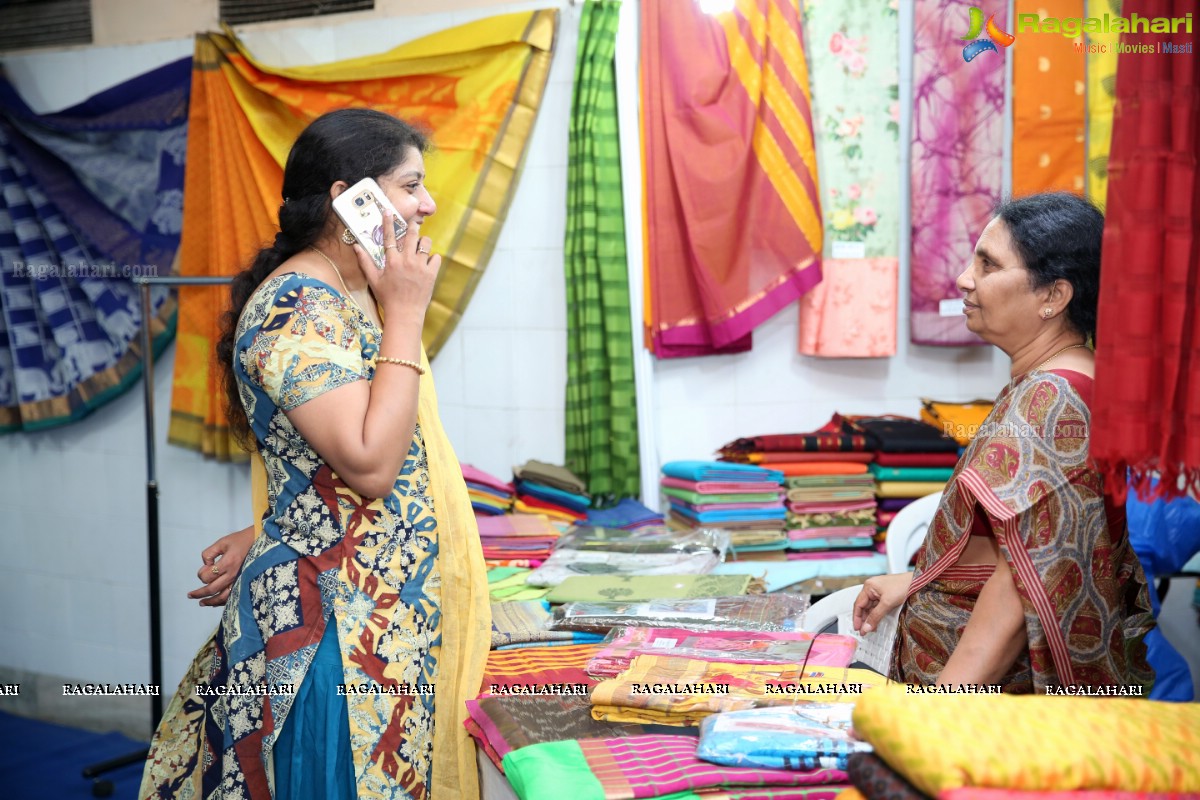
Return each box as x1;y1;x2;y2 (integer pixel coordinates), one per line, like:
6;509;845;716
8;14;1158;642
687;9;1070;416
909;0;1005;345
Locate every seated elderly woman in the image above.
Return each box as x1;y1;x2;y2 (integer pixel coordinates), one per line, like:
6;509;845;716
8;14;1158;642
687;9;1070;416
854;192;1155;693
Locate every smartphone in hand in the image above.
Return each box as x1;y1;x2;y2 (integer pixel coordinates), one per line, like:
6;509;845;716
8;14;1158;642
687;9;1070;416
331;177;408;270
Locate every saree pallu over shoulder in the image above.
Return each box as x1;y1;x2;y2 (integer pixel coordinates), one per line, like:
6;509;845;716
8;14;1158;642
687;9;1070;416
891;372;1155;691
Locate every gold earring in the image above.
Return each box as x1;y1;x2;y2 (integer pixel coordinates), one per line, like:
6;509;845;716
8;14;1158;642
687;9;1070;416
341;228;356;245
1043;308;1053;318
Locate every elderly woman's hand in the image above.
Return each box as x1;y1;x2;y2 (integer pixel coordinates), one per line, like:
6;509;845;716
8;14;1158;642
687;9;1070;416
852;572;914;634
187;525;255;607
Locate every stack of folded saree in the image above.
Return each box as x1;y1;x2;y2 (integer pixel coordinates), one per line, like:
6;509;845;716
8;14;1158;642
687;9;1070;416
514;460;591;522
785;471;879;558
524;526;729;590
480;642;604;694
585;626;858;679
465;694;697;770
720;415;879;463
589;655;882;726
551;593;810;633
503;734;850;800
476;513;563;567
848;687;1200;800
851;416;960;546
662;460;788;553
545;573;756;604
463;463;515;516
490;600;605;650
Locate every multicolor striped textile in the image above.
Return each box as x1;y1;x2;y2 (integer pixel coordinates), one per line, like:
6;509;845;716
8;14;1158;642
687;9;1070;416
168;14;556;457
564;0;640;501
641;0;821;357
502;734;849;800
481;643;602;691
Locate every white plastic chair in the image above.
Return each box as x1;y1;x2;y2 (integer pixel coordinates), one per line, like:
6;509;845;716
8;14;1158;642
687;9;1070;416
801;585;899;675
884;490;943;574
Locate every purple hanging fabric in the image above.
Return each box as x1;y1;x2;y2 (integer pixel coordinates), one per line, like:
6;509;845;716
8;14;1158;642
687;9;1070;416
909;0;1004;345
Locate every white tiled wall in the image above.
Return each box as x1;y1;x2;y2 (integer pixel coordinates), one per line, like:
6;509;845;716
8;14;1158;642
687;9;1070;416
3;0;1194;703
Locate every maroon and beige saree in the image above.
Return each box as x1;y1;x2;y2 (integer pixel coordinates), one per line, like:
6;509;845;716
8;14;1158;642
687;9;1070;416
891;370;1155;692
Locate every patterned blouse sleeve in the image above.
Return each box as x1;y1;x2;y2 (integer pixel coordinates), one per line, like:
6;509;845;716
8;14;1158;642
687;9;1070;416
243;281;368;412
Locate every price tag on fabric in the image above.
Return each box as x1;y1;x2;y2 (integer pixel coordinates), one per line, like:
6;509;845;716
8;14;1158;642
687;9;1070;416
831;241;867;259
939;298;965;317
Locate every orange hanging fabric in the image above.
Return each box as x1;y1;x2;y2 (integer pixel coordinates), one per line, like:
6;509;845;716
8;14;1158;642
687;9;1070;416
1011;0;1087;196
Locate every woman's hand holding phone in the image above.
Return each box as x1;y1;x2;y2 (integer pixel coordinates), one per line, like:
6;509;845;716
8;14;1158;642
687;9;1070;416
351;209;441;318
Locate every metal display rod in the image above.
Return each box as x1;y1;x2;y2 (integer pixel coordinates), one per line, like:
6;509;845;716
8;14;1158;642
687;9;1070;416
81;275;232;797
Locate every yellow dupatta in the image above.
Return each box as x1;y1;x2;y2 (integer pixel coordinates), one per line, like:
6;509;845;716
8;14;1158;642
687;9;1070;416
248;346;490;799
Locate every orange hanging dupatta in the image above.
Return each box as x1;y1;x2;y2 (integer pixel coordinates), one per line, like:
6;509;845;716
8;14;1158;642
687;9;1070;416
169;13;556;458
1012;0;1086;196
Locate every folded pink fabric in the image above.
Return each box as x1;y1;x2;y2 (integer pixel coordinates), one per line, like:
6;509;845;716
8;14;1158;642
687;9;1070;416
476;513;561;538
462;463;515;494
661;477;783;494
787;527;876;540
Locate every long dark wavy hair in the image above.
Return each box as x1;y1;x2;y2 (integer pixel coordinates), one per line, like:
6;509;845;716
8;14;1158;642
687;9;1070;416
215;108;428;449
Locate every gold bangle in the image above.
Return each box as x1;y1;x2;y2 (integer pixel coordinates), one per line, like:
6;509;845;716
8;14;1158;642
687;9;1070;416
376;356;426;375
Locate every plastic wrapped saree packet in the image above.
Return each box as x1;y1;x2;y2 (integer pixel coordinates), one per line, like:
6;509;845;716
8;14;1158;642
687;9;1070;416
586;626;857;678
552;524;732;557
520;527;732;590
550;593;810;633
697;706;872;771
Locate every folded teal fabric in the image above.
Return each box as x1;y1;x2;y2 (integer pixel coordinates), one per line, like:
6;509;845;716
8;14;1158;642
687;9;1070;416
867;465;955;481
662;460;784;484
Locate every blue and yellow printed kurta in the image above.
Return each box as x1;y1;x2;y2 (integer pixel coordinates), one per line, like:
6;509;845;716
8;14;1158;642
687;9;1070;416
142;273;443;800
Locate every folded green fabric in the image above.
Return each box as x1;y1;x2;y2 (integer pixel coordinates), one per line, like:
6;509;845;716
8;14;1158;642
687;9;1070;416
545;573;753;604
868;465;955;481
661;487;782;505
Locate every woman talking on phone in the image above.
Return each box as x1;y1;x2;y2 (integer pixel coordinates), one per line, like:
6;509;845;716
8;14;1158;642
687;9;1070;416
140;109;490;800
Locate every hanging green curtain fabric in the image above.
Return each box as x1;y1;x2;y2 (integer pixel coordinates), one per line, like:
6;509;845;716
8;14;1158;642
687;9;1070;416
563;0;640;503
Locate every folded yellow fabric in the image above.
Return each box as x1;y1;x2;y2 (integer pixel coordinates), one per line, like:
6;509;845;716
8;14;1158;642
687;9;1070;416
852;687;1200;796
873;480;947;499
591;655;882;726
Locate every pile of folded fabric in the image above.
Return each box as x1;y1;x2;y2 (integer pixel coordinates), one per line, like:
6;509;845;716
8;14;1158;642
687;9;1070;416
476;513;562;568
720;416;880;560
514;460;591;523
585;626;858;678
847;687;1200;800
783;466;878;558
522;526;732;594
589;656;881;726
550;593;809;633
462;463;515;516
848;416;960;549
661;460;788;555
490;599;604;650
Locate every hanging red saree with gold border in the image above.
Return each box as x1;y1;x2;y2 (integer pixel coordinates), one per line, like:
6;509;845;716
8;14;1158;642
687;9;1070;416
891;371;1155;692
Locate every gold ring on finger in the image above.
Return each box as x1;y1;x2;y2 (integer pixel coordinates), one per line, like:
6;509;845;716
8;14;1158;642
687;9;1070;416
212;565;221;576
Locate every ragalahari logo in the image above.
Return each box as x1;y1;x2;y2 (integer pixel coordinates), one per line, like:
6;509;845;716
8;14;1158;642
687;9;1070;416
960;6;1015;62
